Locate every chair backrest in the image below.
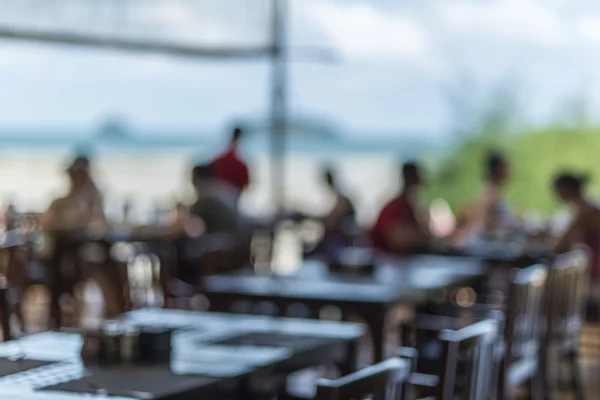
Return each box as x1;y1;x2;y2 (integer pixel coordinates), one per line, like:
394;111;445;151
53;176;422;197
436;319;499;400
545;249;588;337
396;347;418;400
0;230;28;341
503;264;548;364
315;358;410;400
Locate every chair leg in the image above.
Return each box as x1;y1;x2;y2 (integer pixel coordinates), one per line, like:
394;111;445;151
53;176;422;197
543;364;557;400
567;348;586;400
540;344;555;400
0;287;12;342
528;371;544;400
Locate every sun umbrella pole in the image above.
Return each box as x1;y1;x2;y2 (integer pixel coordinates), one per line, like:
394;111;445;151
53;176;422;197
270;0;288;213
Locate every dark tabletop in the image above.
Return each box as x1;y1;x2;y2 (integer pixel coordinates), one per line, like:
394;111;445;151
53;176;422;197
3;388;135;400
203;255;489;306
424;241;553;264
47;228;179;245
0;309;364;400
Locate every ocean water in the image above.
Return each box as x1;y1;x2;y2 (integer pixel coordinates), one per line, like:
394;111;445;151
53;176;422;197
0;132;429;224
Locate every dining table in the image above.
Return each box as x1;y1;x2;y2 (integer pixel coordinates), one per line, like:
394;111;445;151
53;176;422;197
45;227;251;328
202;254;490;362
0;308;364;400
424;240;553;265
44;227;183;328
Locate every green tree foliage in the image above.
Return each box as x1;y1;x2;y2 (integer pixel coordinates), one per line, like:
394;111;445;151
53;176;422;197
423;90;599;214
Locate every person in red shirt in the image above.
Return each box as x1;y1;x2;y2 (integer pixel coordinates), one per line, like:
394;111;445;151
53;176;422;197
210;126;250;202
371;162;431;255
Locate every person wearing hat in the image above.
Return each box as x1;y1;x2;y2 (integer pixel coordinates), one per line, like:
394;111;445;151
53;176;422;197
41;156;125;320
41;156;104;231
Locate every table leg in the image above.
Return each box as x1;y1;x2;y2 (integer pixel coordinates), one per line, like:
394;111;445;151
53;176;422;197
159;252;173;308
339;338;359;375
364;308;388;363
48;257;62;329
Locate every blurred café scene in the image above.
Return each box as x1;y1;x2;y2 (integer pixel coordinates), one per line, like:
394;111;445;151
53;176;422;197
0;0;599;399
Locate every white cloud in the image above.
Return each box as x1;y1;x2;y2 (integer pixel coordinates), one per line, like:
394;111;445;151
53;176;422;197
578;16;600;42
439;0;567;47
131;2;258;45
303;1;431;63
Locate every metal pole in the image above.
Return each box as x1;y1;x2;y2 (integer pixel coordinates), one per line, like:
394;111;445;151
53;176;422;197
270;0;287;212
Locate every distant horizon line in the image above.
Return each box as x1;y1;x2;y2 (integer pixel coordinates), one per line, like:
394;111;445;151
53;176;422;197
0;127;439;143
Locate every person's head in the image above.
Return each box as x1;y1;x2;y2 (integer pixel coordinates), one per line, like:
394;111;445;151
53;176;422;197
552;172;589;203
402;161;422;190
191;164;215;192
486;151;509;184
66;156;92;191
230;126;244;146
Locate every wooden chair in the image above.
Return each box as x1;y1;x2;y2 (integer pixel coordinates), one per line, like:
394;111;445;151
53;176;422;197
166;233;252;310
403;264;548;400
396;347;418;400
399;319;498;400
498;264;548;400
315;357;410;400
0;230;29;340
543;250;588;398
439;319;498;399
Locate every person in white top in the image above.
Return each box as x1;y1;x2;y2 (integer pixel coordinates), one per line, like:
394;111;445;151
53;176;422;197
459;151;512;243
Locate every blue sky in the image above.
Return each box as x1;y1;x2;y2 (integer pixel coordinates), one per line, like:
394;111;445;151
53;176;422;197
1;0;600;138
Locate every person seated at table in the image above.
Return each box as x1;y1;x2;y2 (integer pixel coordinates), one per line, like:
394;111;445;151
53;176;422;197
172;164;250;284
370;162;431;255
41;155;125;320
322;167;357;231
552;172;600;298
464;151;512;241
41;155;105;231
209;126;250;205
189;164;244;235
306;167;358;255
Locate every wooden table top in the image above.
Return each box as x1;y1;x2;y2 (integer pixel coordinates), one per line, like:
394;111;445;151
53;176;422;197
204;255;489;306
0;309;364;400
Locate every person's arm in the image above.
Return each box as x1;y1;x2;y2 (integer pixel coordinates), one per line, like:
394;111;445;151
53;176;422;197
479;189;497;233
416;204;434;239
90;195;108;227
381;201;428;253
382;223;427;253
323;197;351;231
466;187;496;235
241;164;250;190
553;212;585;253
40;200;60;230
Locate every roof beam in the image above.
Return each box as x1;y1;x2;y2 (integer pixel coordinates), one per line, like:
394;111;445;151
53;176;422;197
0;27;272;59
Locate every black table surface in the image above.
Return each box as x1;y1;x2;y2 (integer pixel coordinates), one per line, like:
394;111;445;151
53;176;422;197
0;309;364;400
424;241;553;264
46;228;179;245
3;388;135;400
203;255;489;306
